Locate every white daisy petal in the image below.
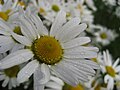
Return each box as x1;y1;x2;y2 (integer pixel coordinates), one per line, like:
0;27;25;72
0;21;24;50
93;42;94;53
0;75;5;80
0;49;34;69
115;66;120;72
64;50;97;58
19;15;38;39
0;19;12;32
59;23;87;42
39;64;50;84
113;58;120;68
45;81;62;89
50;76;64;86
11;78;17;87
106;50;112;66
2;76;9;87
34;66;45;90
0;36;15;53
17;60;39;83
55;17;81;39
65;46;99;53
50;10;66;37
31;14;48;35
51;63;79;86
79;60;100;69
104;75;110;83
11;32;32;46
8;79;12;90
63;59;96;75
59;61;89;82
62;37;91;49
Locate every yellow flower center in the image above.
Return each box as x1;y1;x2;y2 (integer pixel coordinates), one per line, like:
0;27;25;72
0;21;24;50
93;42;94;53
39;7;46;15
13;26;22;35
4;65;20;78
106;66;116;77
32;36;63;65
66;12;71;18
100;32;107;39
77;4;83;15
0;0;4;4
0;9;11;21
91;58;98;63
52;4;60;12
70;85;84;90
18;1;26;8
94;84;101;90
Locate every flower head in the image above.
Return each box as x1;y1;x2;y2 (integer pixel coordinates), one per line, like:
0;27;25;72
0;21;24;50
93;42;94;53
0;9;99;90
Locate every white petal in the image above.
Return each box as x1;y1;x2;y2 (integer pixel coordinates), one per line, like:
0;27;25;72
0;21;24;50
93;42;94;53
51;63;79;86
39;64;50;84
11;32;32;46
104;75;111;83
0;49;34;69
113;58;120;68
50;76;64;86
2;76;9;87
63;59;96;76
58;23;87;42
31;14;48;35
0;36;15;53
50;10;66;37
11;78;17;87
115;66;120;72
55;17;81;39
45;81;62;90
19;15;38;39
62;37;91;49
0;19;12;32
64;50;97;58
59;60;90;82
34;66;45;90
0;75;5;80
17;60;39;83
64;46;98;53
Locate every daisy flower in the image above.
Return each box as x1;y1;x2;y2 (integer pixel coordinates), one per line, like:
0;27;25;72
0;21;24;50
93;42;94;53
0;0;19;21
94;26;118;46
0;44;24;89
0;65;20;89
98;50;120;90
0;18;24;53
0;9;99;90
30;0;65;22
66;0;94;24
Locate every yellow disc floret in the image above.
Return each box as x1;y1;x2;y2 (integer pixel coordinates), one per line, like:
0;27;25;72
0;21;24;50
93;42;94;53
106;66;116;77
4;65;20;78
52;4;60;12
100;32;107;39
0;9;11;21
32;36;63;65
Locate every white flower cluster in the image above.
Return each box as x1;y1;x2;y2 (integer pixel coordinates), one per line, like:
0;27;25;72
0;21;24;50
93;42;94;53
0;0;120;90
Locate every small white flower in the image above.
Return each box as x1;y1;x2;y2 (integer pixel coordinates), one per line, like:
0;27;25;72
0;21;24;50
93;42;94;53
98;50;120;90
94;25;118;46
0;9;99;90
0;18;24;53
0;0;19;21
